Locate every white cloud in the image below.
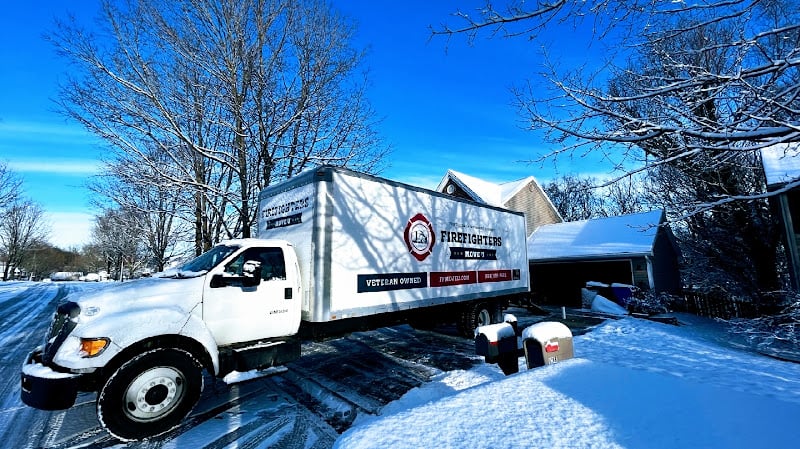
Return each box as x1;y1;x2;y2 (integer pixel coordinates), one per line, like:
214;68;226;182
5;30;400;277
8;159;100;176
0;120;98;143
0;120;103;177
45;212;94;249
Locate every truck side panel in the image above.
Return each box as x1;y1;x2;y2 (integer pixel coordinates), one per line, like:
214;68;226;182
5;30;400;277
327;169;528;319
259;167;529;323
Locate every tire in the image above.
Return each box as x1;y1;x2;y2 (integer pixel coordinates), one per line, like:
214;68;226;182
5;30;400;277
97;348;203;441
458;302;498;337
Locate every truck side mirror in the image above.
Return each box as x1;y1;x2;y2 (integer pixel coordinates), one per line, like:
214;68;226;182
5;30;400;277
210;274;226;288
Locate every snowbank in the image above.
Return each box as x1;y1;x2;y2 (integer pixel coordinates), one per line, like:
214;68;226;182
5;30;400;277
591;294;629;316
335;317;800;449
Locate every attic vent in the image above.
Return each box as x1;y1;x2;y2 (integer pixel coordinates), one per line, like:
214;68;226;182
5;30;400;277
446;184;455;194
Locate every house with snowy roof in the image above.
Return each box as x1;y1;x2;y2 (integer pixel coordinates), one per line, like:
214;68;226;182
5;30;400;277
436;169;562;237
761;143;800;290
526;210;681;307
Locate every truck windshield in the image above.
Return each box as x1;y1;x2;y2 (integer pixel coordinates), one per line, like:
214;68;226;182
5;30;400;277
179;244;241;275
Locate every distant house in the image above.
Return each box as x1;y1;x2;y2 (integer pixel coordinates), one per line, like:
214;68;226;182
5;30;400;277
526;210;681;306
436;170;562;237
762;143;800;291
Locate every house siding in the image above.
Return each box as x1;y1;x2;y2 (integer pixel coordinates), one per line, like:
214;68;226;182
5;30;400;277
505;181;562;236
651;229;682;293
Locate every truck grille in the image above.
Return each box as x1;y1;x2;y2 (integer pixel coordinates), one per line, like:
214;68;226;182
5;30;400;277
42;302;80;365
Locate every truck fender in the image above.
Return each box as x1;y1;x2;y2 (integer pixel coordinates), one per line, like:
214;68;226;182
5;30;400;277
53;307;221;375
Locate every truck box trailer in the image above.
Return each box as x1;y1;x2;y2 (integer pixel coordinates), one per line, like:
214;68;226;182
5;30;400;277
20;166;529;441
259;166;529;331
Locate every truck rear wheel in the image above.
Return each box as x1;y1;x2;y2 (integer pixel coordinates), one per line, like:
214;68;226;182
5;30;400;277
458;302;498;337
97;348;203;441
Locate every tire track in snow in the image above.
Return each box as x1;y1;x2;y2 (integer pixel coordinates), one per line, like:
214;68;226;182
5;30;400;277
0;283;76;449
0;283;60;353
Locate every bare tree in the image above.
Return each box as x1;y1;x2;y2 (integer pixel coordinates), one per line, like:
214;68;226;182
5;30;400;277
436;0;800;211
0;198;49;281
544;174;648;220
543;175;607;221
436;0;798;296
91;208;148;280
0;161;21;209
90;150;190;272
52;0;388;255
605;176;649;216
604;18;786;295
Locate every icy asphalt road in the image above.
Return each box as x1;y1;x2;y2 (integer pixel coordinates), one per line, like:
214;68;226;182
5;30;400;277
0;282;601;449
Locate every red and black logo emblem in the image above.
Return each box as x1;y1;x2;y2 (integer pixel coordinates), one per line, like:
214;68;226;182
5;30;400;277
404;213;435;262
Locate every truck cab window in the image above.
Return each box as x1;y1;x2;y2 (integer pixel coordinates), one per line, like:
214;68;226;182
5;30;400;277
225;248;286;281
181;244;240;273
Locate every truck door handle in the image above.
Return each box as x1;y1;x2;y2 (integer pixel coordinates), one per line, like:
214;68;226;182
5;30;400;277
285;288;292;299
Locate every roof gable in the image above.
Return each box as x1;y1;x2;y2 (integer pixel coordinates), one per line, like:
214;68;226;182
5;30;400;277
437;169;542;207
527;210;666;261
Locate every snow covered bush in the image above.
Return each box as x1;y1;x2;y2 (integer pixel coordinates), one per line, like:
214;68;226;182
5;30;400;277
626;291;674;315
728;293;800;358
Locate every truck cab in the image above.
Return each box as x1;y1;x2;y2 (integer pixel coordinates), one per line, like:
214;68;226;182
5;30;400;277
21;238;303;441
202;240;302;344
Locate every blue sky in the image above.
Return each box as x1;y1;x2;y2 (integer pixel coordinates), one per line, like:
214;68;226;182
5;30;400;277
0;1;611;249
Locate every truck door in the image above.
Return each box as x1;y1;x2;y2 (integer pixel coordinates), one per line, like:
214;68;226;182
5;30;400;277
203;247;299;345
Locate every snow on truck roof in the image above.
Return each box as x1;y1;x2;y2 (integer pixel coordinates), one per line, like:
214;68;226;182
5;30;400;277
527;210;665;261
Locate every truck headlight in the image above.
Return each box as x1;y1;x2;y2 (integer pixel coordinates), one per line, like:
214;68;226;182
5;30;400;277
80;338;110;357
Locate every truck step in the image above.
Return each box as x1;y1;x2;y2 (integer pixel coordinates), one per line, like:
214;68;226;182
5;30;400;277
232;339;301;372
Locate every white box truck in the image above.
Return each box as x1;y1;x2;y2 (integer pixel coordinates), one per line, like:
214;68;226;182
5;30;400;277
20;166;529;441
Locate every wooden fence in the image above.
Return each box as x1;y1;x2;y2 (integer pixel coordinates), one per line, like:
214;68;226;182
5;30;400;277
673;291;770;319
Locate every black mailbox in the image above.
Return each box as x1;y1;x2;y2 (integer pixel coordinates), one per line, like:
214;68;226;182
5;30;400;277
475;321;519;375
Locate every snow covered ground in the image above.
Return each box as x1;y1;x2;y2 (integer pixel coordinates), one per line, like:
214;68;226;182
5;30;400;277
3;281;799;448
336;315;800;449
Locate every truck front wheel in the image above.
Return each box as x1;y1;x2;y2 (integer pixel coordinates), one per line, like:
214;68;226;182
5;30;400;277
97;348;203;441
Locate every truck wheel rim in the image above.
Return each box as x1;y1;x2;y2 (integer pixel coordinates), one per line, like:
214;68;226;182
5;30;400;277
123;367;185;421
477;308;491;327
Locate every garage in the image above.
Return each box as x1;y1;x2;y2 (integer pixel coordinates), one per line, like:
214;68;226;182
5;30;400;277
527;210;681;307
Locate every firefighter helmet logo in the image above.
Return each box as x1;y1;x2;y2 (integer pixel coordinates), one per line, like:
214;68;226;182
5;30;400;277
404;213;435;261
